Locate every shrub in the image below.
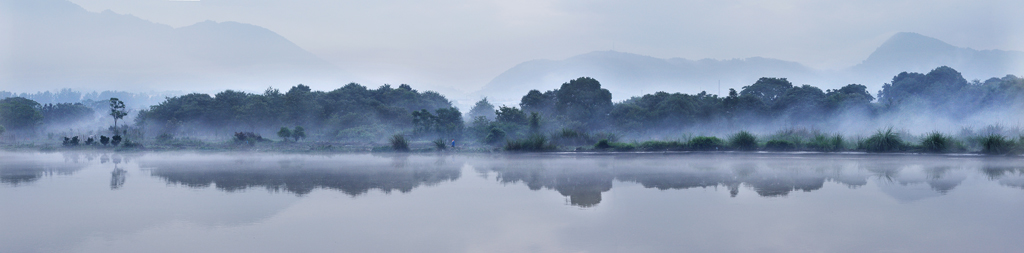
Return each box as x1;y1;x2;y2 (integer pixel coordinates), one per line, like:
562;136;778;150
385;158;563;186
807;133;845;152
764;139;797;151
433;138;447;151
921;132;951;153
156;133;174;143
861;128;904;152
389;134;409;151
551;128;594;146
981;135;1014;155
484;127;506;144
594;139;635;151
729;131;758;151
769;128;810;147
100;135;110;146
277;127;292;141
234;132;264;143
120;138;142;149
85;137;95;145
505;135;555;151
111;135;122;146
687;136;723;151
292;126;306;142
639;140;686;151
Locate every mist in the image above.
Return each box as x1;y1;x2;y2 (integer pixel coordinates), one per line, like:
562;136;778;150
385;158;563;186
1;0;1024;154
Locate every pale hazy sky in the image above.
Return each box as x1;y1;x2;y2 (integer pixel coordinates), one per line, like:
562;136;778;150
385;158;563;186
65;0;1024;93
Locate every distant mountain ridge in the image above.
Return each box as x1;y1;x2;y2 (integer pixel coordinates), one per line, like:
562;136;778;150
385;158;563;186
851;32;1024;83
482;51;822;102
480;32;1024;103
0;0;343;92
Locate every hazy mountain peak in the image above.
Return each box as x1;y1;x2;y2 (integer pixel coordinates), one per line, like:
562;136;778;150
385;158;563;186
853;32;1024;84
861;32;958;65
479;51;820;104
0;0;344;93
479;32;1024;104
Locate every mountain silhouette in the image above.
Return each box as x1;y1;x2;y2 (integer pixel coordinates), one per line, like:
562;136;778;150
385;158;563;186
479;51;820;103
0;0;344;92
479;32;1024;103
850;32;1024;85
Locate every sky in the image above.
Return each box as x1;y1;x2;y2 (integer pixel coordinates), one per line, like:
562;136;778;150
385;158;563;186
36;0;1024;94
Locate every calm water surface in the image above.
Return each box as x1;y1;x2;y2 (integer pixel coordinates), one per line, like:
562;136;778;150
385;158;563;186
2;151;1023;253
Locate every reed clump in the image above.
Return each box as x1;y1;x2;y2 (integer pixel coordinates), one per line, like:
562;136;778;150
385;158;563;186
807;133;845;152
687;136;723;151
389;134;409;152
729;131;758;151
594;139;636;151
764;139;797;151
981;134;1015;155
432;138;447;151
505;135;555;151
921;132;953;153
861;128;905;152
638;140;686;151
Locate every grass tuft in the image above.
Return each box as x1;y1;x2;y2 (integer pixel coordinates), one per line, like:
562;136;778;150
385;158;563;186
807;133;845;152
639;140;686;151
594;139;636;151
764;139;797;151
687;136;723;151
389;134;409;152
861;128;905;152
921;132;952;153
729;131;758;151
505;135;555;151
432;138;447;151
981;134;1014;155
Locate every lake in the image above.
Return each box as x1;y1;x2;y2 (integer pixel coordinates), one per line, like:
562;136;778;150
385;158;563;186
2;151;1023;253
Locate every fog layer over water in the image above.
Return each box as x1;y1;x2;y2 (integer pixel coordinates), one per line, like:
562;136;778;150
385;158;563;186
2;151;1023;252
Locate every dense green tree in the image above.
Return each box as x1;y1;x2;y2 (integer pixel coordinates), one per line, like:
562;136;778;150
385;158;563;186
137;83;453;141
878;66;967;108
467;97;496;121
773;85;826;123
740;77;793;107
723;88;767;122
293;126;306;141
41;103;95;126
412;107;465;138
277;127;292;141
825;84;874;113
495;106;527;125
109;98;128;131
0;97;43;131
554;77;613;129
520;89;557;116
529;112;541;133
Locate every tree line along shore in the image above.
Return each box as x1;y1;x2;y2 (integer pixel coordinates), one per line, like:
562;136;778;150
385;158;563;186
0;66;1022;154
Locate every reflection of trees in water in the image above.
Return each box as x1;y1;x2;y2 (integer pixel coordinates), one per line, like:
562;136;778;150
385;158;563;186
0;153;89;186
110;166;126;190
142;155;462;196
487;158;613;207
982;166;1024;189
616;160;843;198
477;154;1019;207
869;163;968;194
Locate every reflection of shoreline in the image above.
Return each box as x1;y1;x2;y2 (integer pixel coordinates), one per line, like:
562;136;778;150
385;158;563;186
141;155;462;196
476;154;1024;207
0;152;91;186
